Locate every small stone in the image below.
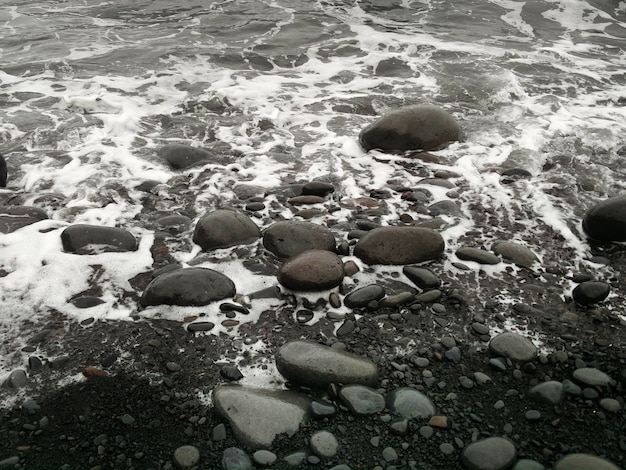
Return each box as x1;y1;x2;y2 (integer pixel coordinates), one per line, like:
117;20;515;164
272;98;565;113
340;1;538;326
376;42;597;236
173;445;200;469
554;453;620;470
339;385;385;415
489;332;537;362
440;443;455;455
461;437;517;470
311;399;337;419
528;381;564;405
344;284;386;308
252;450;277;466
220;366;244;382
429;415;448;428
120;414;135;425
310;431;339;459
599;398;622;413
166;362;181;372
525;410;541;421
222;447;252;470
382;447;398;462
573;367;612;387
456;247;500;264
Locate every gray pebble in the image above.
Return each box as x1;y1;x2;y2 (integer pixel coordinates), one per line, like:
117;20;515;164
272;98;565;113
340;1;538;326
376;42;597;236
440;443;455;455
222;447;252;470
382;447;398;462
173;445;200;469
310;430;339;459
252;450;277;466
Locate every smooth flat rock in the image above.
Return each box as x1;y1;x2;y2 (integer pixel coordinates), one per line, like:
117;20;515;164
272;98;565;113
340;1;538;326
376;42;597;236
456;247;500;265
582;194;626;242
461;437;517;470
493;241;539;268
387;387;436;419
339;385;385;415
344;284;386;308
140;267;235;307
489;332;537;362
354;226;444;265
528;381;565;405
302;181;335;197
213;385;310;450
276;341;378;388
61;224;137;254
553;453;620;470
572;367;612;387
158;144;213;170
263;220;336;258
0;206;48;233
277;249;344;291
402;266;441;289
359;105;461;152
572;281;610;306
193;209;261;251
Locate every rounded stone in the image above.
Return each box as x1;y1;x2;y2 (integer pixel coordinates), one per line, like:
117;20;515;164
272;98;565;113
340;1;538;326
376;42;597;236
354;226;445;265
492;241;539;268
512;459;545;470
573;367;612;387
277;249;344;291
456;247;500;265
158;144;212;169
140;267;235;307
310;431;339;459
359;104;461;152
599;398;622;413
553;453;620;470
263;220;336;258
582;195;626;241
572;281;610;306
0;205;48;234
222;447;253;470
339;385;386;415
252;450;277;466
461;437;517;470
344;284;386;308
61;224;138;254
192;209;261;251
173;445;200;469
402;265;441;289
528;381;565;405
489;332;537;362
387;387;436;419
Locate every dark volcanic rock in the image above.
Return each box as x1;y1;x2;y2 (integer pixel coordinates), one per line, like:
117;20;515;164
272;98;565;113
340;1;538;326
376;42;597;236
402;266;441;289
277;249;344;291
0;206;48;233
456;247;500;265
61;224;137;254
572;281;610;306
528;381;565;405
582;194;626;241
193;209;261;251
158;144;212;170
302;181;335;197
359;105;461;152
140;267;235;307
354;227;444;265
275;341;378;388
461;437;517;470
263;220;336;258
489;332;537;362
344;284;386;308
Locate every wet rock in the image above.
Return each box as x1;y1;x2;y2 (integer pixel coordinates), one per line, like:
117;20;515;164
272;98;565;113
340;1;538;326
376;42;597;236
311;399;337;418
263;220;336;258
387;387;436;419
572;281;610;306
339;385;385;415
582;194;626;242
158;144;212;170
461;437;517;470
302;181;335;197
0;206;48;233
553;453;620;470
402;266;441;289
193;209;261;251
61;224;137;254
359;105;461;152
220;365;244;382
528;381;565;405
3;369;27;389
173;445;200;469
213;385;310;449
354;227;444;265
493;241;539;268
344;284;385;308
599;398;622;413
71;296;106;308
140;267;235;307
456;247;500;265
572;367;612;387
222;447;253;470
428;200;462;217
288;195;326;205
489;332;537;362
310;431;339;459
157;214;191;232
277;250;344;291
276;340;378;388
512;459;545;470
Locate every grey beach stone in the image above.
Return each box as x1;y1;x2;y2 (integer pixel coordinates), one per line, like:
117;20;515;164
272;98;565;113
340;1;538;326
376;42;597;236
461;437;517;470
193;209;260;251
387;387;436;419
493;241;539;268
61;224;137;254
354;226;444;265
263;220;336;258
0;206;48;234
456;247;500;265
582;194;626;242
489;332;537;362
277;249;344;291
553;453;620;470
339;385;385;415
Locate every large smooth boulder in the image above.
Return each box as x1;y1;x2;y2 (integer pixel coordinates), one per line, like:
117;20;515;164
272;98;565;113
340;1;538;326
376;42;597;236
354;227;444;265
277;249;344;291
263;220;336;258
193;209;261;251
61;224;137;254
359;105;461;152
582;195;626;241
140;267;235;307
276;341;378;388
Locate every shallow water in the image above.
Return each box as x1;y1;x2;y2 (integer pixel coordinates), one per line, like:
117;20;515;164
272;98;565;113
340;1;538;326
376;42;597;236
0;0;625;378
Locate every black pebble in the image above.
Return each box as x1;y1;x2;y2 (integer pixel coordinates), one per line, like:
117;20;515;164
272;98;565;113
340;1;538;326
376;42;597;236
0;153;7;187
220;365;243;382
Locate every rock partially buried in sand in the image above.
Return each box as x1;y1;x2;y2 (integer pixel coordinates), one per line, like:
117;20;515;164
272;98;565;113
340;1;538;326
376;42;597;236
140;267;235;307
354;226;444;265
61;224;138;254
461;437;517;470
553;453;620;470
359;105;461;152
193;209;261;251
276;340;378;388
277;249;344;291
582;194;626;242
263;220;336;258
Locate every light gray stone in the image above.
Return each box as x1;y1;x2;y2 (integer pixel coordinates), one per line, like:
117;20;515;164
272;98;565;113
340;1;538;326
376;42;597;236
554;453;620;470
528;381;565;405
573;367;612;387
461;437;517;470
489;332;537;362
310;431;339;459
339;385;385;416
387;387;435;419
173;445;200;469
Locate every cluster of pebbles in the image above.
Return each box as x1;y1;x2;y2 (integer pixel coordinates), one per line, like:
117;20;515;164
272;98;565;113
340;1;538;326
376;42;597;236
1;105;625;469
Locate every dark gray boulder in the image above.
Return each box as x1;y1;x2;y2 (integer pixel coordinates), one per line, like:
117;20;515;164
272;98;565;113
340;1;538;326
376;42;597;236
582;194;626;241
492;241;539;269
61;224;137;254
0;206;48;234
158;144;212;170
193;209;261;251
263;220;336;258
277;249;344;291
359;105;461;152
354;227;444;265
140;267;235;307
572;281;610;306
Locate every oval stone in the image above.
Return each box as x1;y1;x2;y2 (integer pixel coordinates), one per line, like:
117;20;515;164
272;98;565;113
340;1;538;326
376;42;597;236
554;453;620;470
572;281;610;306
275;340;378;388
456;247;500;265
359;105;461;152
461;437;517;470
387;387;436;419
61;224;138;254
140;267;235;307
192;209;261;251
354;227;444;265
489;332;537;362
402;266;441;289
582;195;626;241
0;205;49;234
344;284;386;308
263;220;336;258
492;241;539;269
277;250;344;291
339;385;385;416
158;143;212;170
